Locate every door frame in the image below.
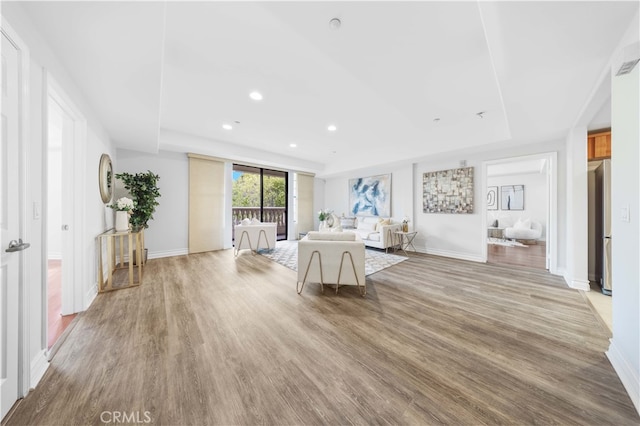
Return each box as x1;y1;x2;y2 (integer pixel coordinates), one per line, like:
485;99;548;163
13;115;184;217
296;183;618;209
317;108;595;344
482;152;558;275
42;73;87;346
1;16;31;406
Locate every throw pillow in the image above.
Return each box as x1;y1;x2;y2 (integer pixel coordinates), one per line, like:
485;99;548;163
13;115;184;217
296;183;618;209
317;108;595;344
251;218;261;225
241;218;251;226
376;218;391;231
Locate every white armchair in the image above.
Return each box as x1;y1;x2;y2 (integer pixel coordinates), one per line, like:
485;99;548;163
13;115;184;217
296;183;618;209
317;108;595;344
297;231;366;296
234;222;277;256
504;219;542;242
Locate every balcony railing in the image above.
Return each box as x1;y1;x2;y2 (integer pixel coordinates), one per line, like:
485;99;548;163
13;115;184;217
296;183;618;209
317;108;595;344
232;207;287;240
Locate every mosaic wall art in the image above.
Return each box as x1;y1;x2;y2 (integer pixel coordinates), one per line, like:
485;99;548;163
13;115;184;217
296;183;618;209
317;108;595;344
423;167;474;214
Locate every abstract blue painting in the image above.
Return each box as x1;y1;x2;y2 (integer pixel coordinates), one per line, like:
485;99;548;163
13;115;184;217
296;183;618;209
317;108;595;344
349;174;391;217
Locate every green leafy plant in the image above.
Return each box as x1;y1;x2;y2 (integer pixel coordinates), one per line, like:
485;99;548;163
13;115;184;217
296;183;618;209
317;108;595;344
114;171;161;230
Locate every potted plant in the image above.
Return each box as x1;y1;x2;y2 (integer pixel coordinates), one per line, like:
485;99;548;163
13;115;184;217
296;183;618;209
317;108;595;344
114;171;161;263
114;171;161;231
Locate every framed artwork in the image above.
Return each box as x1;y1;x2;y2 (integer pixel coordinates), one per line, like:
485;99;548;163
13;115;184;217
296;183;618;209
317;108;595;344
500;185;524;210
349;174;391;217
487;186;498;210
422;167;474;214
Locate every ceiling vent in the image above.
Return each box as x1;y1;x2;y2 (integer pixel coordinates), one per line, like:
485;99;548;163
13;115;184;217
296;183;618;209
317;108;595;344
615;59;639;76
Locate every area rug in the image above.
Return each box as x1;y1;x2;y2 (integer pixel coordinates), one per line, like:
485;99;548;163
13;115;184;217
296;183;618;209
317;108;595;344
258;240;408;275
488;237;528;247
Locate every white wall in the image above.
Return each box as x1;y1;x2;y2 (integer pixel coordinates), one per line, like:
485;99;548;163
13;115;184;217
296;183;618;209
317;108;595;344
608;60;640;413
2;3;116;392
114;149;189;258
322;165;413;226
487;172;548;240
323;139;566;265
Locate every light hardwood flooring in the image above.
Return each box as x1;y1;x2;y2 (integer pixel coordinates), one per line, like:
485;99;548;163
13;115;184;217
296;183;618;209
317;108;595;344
47;259;77;349
487;241;547;270
4;250;638;425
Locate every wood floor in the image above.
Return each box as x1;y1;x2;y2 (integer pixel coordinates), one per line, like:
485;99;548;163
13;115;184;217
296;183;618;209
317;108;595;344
4;250;638;425
487;241;547;270
47;259;77;349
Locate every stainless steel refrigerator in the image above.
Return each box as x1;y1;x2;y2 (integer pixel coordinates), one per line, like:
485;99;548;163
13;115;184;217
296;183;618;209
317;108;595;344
595;159;612;295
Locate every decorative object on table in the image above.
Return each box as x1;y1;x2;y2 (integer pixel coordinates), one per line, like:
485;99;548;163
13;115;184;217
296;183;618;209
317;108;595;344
98;153;114;203
500;185;524;210
422;167;474;214
487;186;498;210
402;217;410;232
318;208;332;231
349;173;391;217
108;197;134;232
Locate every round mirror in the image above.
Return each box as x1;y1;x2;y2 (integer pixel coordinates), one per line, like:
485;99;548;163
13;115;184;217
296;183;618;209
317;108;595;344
98;154;113;203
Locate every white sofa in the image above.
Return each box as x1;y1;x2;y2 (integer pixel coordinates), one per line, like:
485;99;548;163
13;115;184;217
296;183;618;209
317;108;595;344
297;231;366;296
351;216;402;251
234;221;277;256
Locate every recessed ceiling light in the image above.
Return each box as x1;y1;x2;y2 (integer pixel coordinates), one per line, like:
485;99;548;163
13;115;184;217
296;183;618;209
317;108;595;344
329;18;341;30
222;124;233;130
476;111;485;119
433;118;441;123
327;124;337;132
289;143;297;148
249;91;263;101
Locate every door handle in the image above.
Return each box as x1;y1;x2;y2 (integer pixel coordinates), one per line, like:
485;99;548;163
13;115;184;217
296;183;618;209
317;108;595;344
6;239;31;252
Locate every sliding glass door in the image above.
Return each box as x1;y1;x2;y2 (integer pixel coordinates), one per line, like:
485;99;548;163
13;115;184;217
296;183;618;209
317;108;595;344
232;164;288;240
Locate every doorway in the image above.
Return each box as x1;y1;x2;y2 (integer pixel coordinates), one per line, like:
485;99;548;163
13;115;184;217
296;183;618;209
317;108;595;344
483;153;557;273
44;75;86;354
232;165;288;241
46;96;77;349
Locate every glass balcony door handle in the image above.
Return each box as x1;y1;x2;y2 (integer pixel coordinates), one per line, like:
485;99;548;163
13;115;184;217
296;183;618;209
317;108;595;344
6;239;31;252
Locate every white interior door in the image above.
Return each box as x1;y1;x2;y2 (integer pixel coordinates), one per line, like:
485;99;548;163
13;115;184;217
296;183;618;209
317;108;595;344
1;28;26;420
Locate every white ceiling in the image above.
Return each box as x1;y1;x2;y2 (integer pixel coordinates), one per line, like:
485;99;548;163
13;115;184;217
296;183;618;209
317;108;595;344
18;1;638;177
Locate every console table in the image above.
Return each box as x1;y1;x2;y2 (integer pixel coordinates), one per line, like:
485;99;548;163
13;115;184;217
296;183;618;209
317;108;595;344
97;228;144;292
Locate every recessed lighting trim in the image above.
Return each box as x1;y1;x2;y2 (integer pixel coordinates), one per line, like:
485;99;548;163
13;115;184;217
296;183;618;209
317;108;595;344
289;143;297;148
249;91;263;101
327;124;337;132
222;124;233;130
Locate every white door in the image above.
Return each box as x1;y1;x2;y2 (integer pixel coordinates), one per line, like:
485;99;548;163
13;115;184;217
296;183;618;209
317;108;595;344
1;28;27;419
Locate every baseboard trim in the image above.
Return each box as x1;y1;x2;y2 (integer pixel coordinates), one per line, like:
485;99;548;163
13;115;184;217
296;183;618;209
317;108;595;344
569;279;590;291
30;349;49;388
85;282;97;310
148;248;188;259
416;247;484;263
607;338;640;415
560;269;589;290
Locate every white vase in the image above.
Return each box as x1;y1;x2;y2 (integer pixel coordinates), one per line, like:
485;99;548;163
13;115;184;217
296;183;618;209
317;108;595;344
319;220;327;231
115;210;129;232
